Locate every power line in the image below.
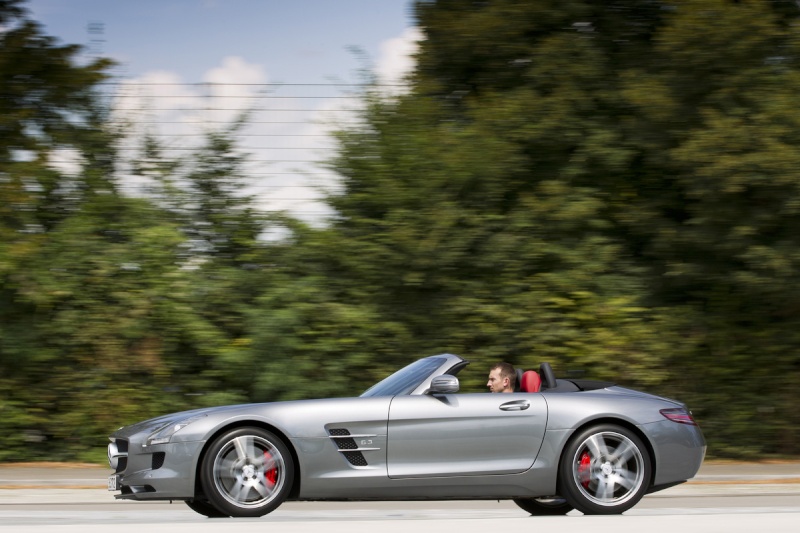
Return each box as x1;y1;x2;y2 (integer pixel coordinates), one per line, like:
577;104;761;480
100;82;398;87
101;81;388;215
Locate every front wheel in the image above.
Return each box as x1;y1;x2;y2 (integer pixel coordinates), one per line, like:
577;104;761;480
513;496;573;515
200;427;294;517
558;424;651;515
185;498;229;518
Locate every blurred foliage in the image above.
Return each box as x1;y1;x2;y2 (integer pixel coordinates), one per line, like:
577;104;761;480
2;0;800;462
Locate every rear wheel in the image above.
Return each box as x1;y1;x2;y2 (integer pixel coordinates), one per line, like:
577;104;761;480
558;424;651;515
200;427;294;517
513;496;573;515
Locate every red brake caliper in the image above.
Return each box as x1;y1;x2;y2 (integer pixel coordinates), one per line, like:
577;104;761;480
577;451;592;488
264;451;277;487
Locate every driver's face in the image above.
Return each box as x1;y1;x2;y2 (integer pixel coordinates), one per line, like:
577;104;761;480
487;369;509;393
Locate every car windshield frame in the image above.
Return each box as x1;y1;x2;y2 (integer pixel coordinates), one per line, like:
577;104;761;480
360;357;447;397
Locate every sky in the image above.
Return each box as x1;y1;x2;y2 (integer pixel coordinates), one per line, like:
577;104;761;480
24;0;422;222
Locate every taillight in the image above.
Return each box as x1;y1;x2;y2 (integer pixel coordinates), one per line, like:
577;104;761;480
660;407;698;426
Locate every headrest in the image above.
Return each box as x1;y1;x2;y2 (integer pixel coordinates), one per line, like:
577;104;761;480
520;370;541;393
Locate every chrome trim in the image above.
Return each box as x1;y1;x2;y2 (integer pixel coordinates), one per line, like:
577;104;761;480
108;439;127;470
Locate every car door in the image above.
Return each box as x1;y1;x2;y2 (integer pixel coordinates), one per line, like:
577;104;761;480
386;393;547;478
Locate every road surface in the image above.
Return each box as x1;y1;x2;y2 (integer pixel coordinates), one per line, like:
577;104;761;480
1;462;799;532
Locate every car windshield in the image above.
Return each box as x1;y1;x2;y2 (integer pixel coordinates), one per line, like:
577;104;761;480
360;357;446;397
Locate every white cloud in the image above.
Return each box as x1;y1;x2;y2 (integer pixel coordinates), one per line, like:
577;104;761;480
111;57;337;223
47;147;83;176
110;28;422;225
375;26;423;88
204;56;267;85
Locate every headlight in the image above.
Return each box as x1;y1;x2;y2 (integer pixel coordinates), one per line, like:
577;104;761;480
145;414;206;446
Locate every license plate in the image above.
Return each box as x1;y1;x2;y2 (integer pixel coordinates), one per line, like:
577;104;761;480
108;474;120;491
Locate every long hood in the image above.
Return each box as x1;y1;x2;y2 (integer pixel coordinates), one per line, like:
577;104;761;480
110;396;393;442
110;407;212;438
192;396;393;439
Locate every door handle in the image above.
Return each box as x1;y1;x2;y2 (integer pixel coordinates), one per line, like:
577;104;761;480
500;400;530;411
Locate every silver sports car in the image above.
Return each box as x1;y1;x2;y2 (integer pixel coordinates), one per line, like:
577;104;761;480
107;354;705;517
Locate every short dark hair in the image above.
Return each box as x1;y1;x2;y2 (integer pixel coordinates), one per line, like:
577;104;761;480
490;362;516;388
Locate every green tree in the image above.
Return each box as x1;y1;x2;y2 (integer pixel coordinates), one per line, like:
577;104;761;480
1;194;222;460
241;218;414;400
323;86;670;389
302;0;800;455
4;0;800;462
0;0;113;221
614;0;800;455
312;1;669;380
0;0;118;459
129;124;276;401
0;0;233;460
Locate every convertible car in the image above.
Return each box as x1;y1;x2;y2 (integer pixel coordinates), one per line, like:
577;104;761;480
107;354;705;518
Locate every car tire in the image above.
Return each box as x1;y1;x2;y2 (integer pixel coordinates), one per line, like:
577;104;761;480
184;498;229;518
558;424;651;515
200;427;294;518
513;497;574;515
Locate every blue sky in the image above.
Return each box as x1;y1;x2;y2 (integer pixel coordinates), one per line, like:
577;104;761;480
25;0;421;222
27;0;416;83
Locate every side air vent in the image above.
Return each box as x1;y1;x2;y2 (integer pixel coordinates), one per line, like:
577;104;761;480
327;428;379;467
151;452;166;470
342;451;368;467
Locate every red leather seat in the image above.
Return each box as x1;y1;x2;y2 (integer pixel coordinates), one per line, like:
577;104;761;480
519;370;541;393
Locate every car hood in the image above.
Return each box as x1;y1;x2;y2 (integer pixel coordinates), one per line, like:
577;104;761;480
111;403;272;439
109;396;378;441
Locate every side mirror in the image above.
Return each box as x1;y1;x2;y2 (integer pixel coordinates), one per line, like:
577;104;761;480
429;375;459;394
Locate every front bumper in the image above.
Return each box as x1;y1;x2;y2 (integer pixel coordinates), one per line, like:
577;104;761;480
108;437;204;501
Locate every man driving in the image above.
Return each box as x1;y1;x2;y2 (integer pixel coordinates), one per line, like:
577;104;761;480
486;362;516;393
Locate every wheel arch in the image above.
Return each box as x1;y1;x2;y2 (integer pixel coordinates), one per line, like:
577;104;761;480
193;420;302;500
557;417;657;490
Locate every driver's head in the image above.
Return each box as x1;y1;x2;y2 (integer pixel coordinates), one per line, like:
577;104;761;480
487;362;516;393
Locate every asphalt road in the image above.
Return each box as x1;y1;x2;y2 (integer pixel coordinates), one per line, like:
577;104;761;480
1;462;799;532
